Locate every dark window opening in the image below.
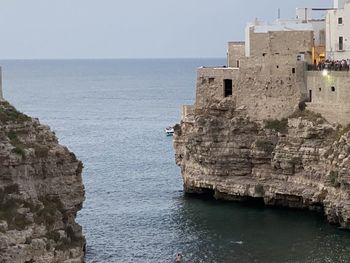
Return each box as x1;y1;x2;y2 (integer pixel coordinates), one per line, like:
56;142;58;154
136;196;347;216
338;17;343;24
292;68;296;74
263;53;267;57
236;60;240;68
224;79;233;97
319;88;322;92
309;90;312;102
339;36;344;51
209;78;215;84
276;65;279;69
331;86;336;92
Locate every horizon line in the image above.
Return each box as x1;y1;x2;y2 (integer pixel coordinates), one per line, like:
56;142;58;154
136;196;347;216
0;57;226;61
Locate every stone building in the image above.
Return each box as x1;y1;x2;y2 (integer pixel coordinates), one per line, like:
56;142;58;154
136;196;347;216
194;18;317;121
187;0;350;126
175;0;350;233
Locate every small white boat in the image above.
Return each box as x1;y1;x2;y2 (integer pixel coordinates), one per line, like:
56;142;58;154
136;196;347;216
165;126;174;136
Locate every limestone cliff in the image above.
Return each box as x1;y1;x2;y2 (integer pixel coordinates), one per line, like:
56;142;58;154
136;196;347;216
0;101;85;263
174;100;350;229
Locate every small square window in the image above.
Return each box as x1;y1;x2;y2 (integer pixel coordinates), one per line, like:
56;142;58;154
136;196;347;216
338;17;343;24
209;78;215;84
292;68;296;74
331;86;336;92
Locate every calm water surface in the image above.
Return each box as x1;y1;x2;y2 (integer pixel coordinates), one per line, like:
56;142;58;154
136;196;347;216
2;59;350;263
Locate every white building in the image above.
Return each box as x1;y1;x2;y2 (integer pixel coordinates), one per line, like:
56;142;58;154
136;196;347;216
296;8;326;48
334;0;350;9
326;0;350;59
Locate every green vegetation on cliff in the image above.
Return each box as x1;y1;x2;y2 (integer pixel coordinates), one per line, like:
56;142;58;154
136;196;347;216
265;119;288;134
0;185;32;230
0;101;30;124
264;109;327;134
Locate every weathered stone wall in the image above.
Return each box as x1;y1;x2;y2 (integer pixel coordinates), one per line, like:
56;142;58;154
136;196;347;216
195;67;239;109
249;29;314;63
181;105;195;123
235;57;307;120
307;71;350;125
228;42;245;68
195;59;308;121
195;28;313;121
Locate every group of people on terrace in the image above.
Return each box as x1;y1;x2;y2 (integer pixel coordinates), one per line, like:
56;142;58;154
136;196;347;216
309;59;350;71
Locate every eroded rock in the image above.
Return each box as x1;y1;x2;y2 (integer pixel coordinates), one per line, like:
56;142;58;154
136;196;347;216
0;101;85;262
174;105;350;229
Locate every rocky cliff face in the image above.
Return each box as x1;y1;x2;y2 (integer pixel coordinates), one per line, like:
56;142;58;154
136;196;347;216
174;99;350;229
0;101;85;263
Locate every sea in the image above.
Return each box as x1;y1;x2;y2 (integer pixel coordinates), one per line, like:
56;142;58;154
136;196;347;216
2;59;350;263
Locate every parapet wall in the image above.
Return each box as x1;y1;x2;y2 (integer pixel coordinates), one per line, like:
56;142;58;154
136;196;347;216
181;105;195;123
307;71;350;125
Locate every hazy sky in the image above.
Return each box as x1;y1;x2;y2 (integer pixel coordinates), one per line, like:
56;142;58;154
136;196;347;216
0;0;332;59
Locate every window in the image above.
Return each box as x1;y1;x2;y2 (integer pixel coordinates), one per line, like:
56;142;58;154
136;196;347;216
236;60;240;68
338;17;343;24
319;29;325;46
339;36;344;51
292;68;296;74
209;78;215;84
276;65;279;69
224;79;233;97
309;90;312;102
297;53;305;61
319;88;322;92
331;86;336;92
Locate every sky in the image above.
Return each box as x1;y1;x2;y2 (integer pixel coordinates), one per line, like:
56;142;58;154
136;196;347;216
0;0;333;59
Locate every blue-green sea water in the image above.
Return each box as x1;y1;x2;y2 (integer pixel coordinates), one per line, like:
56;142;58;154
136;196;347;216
2;59;350;263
